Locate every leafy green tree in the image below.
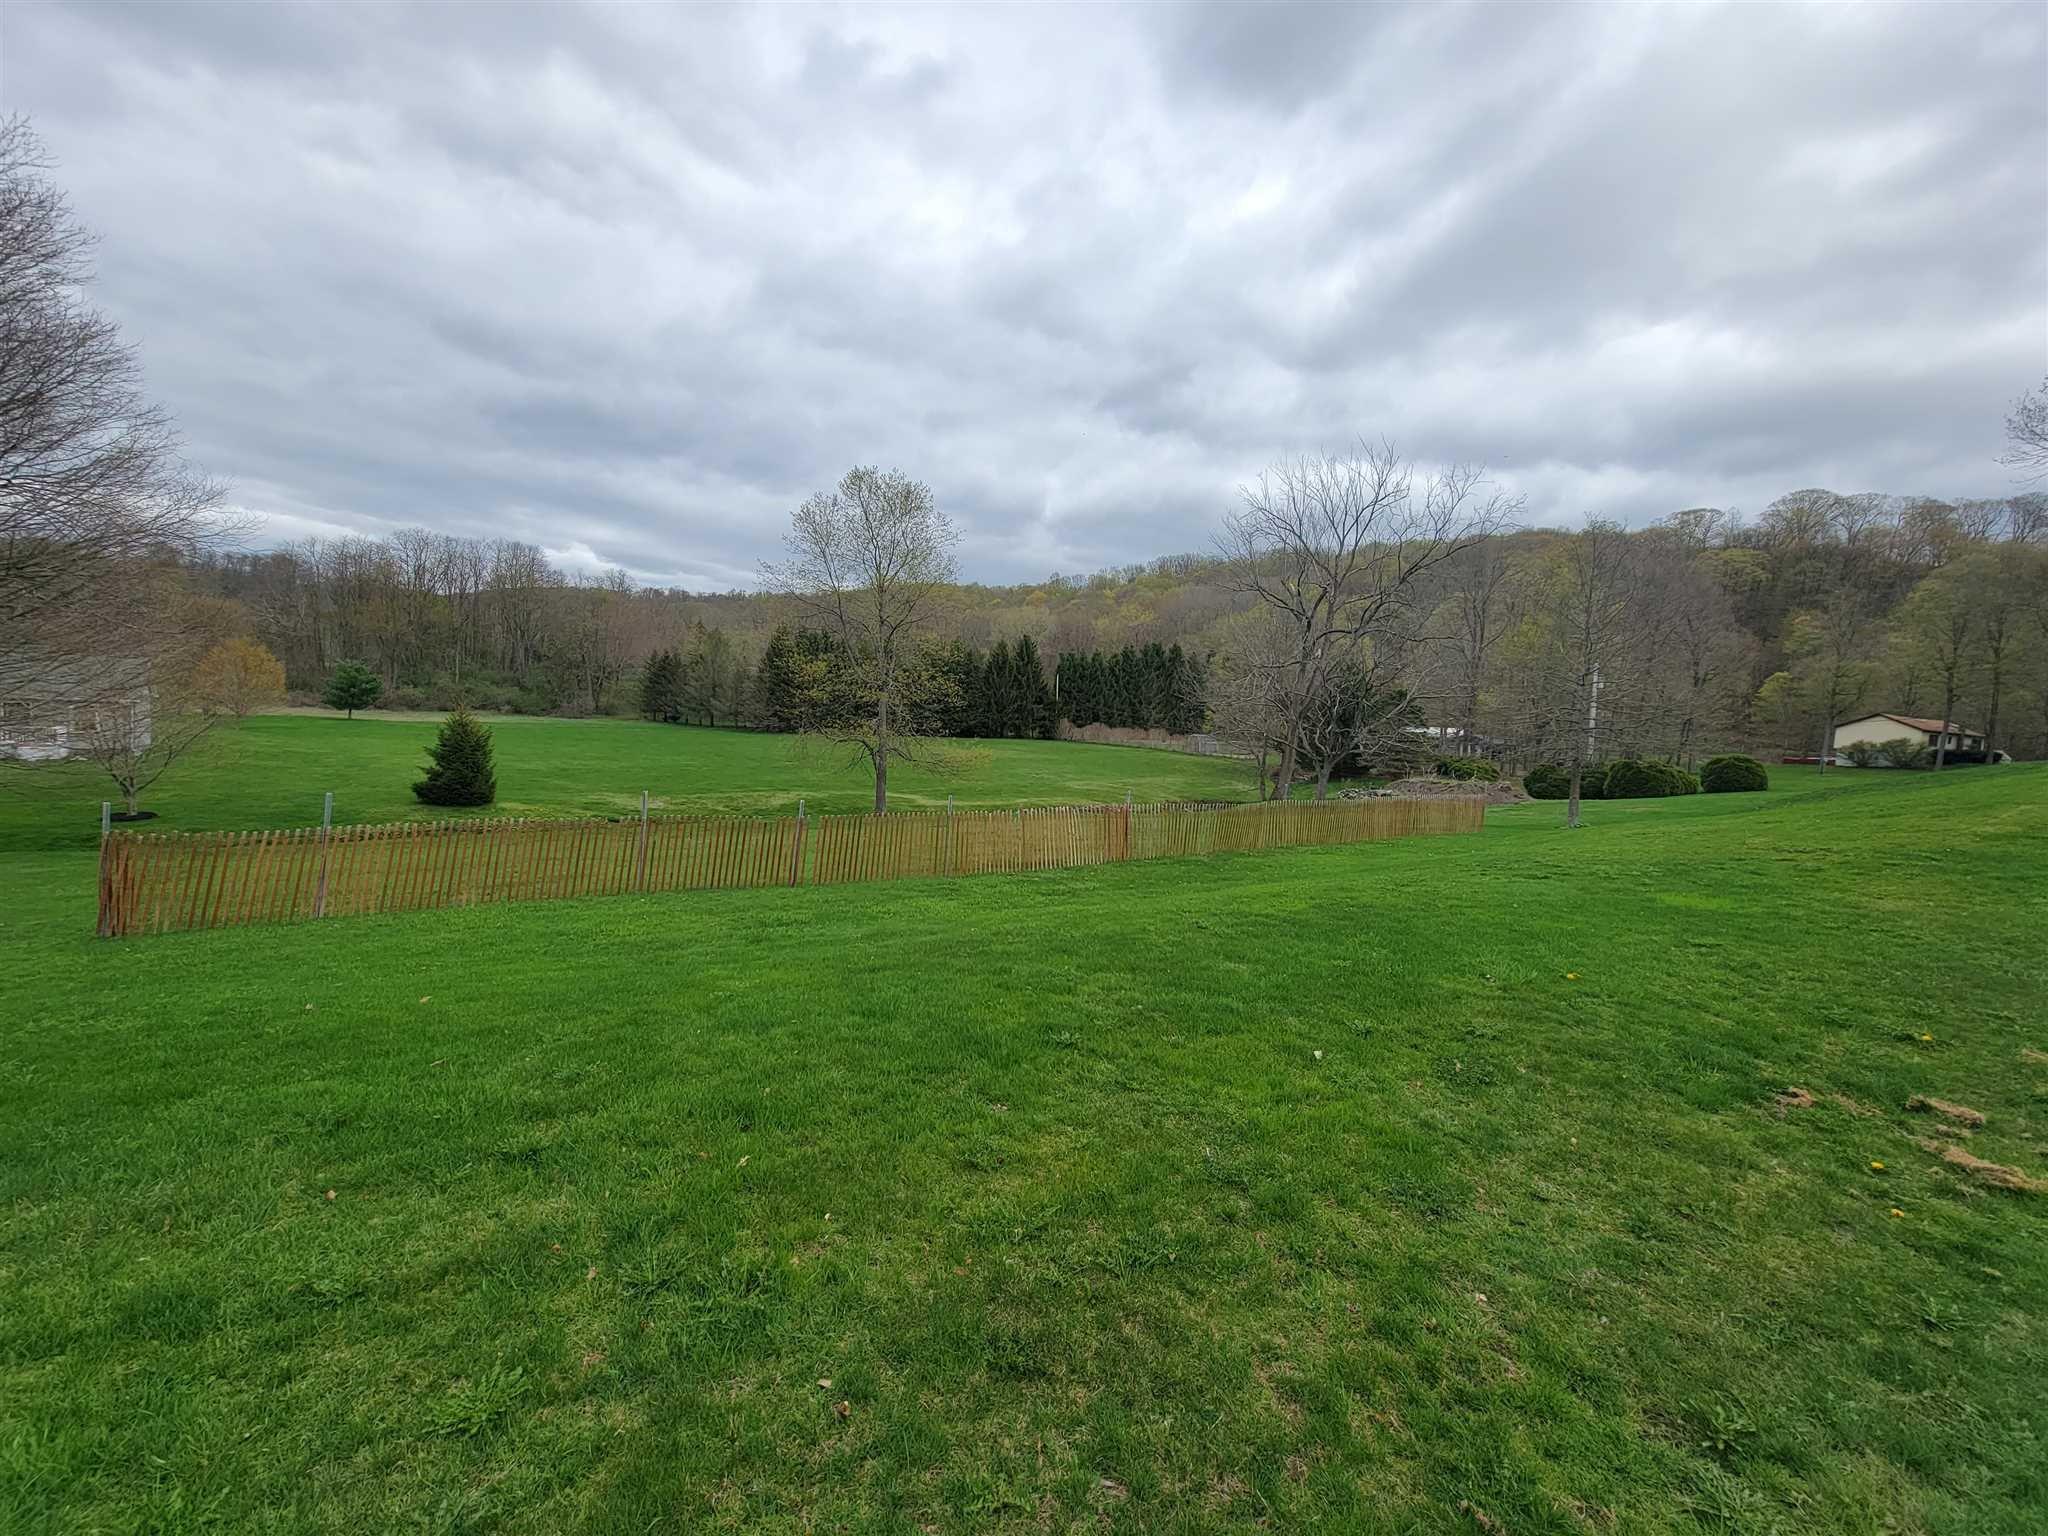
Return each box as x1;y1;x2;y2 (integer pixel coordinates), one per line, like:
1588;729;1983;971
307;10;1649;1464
323;660;382;718
412;707;497;806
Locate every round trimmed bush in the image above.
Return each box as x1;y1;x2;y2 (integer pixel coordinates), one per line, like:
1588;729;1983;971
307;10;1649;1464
1435;757;1502;783
1603;758;1700;798
1524;762;1609;799
1700;754;1768;794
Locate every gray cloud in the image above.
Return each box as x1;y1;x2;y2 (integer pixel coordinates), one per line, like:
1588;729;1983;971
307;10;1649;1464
3;0;2042;585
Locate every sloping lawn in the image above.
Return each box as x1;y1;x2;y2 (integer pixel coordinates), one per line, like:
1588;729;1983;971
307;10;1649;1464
0;713;1255;853
2;769;2043;1531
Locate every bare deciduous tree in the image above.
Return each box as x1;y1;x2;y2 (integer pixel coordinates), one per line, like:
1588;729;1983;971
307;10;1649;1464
2004;377;2048;483
0;116;227;712
1523;520;1647;826
764;466;960;813
1218;442;1518;802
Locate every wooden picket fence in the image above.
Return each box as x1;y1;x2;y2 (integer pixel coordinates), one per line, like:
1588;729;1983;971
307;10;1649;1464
96;795;1483;937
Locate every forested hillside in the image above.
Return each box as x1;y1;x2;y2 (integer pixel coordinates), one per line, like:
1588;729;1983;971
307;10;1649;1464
185;487;2048;762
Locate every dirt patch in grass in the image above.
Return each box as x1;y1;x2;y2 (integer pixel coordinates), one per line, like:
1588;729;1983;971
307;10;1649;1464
1918;1140;2044;1194
1906;1096;1986;1129
2021;1047;2048;1066
1773;1087;1817;1114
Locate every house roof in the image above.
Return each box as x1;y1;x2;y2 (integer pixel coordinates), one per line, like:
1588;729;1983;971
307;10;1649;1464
1840;712;1979;735
0;656;152;700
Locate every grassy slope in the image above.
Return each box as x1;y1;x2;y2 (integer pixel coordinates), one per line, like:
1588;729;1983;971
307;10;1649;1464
1;768;2042;1531
0;714;1255;854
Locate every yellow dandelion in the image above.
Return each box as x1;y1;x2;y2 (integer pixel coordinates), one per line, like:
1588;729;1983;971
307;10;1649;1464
1565;972;1580;981
1870;1161;1885;1171
1889;1208;1904;1218
1919;1034;1933;1042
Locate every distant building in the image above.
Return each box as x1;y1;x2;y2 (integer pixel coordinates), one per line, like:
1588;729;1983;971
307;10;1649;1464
0;659;153;762
1833;712;1983;757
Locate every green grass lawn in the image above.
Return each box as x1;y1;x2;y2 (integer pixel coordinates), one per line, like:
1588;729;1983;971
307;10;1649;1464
0;713;1256;853
3;761;2045;1532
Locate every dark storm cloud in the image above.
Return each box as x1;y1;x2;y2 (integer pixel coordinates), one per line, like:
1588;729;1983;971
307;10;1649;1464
2;0;2041;585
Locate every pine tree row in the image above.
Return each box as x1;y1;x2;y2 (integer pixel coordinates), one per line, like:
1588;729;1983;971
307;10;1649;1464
1056;643;1205;734
643;626;1208;740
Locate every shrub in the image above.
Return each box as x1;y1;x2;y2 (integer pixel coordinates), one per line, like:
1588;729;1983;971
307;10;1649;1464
1839;742;1880;769
1877;737;1929;770
323;661;382;718
1579;762;1609;800
1435;757;1501;783
1604;758;1694;799
413;708;497;807
1701;754;1769;793
193;637;285;718
1523;764;1568;799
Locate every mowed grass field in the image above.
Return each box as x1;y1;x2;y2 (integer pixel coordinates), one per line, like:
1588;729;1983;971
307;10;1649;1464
2;721;2045;1533
0;714;1256;854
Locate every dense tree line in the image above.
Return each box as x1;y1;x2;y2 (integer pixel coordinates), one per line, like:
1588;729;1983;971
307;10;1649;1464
1055;644;1206;733
742;626;1058;740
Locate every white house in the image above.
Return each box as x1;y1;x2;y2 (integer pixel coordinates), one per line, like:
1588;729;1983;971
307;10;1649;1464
1833;712;1983;757
0;659;153;763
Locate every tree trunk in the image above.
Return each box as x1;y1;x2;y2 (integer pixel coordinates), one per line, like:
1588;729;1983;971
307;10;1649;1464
1566;762;1583;830
1314;759;1334;801
123;785;139;815
1935;676;1955;769
1985;662;2003;765
1272;734;1298;804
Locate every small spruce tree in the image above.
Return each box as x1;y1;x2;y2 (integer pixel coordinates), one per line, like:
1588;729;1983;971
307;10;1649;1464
412;707;497;807
323;660;382;718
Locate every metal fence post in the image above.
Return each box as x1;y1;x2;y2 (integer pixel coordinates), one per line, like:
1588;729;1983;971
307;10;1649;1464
790;798;806;886
636;789;650;891
1123;789;1133;860
313;791;333;918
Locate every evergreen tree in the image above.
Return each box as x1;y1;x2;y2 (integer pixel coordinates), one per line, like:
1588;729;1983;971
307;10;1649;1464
639;648;684;722
982;639;1019;737
412;707;497;806
1055;653;1083;726
1012;635;1055;738
754;628;800;730
1109;647;1141;728
1136;641;1171;728
323;660;382;719
1074;650;1108;727
922;637;982;736
756;626;846;732
1165;644;1207;733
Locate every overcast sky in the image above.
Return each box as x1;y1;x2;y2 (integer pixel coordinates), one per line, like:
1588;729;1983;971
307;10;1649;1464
4;2;2044;587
